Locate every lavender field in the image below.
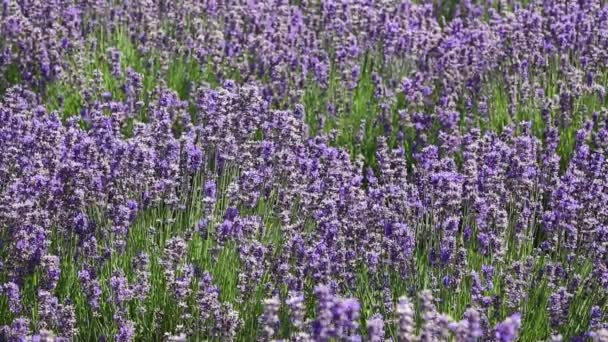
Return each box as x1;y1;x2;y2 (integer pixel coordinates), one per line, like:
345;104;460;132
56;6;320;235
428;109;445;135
1;0;607;341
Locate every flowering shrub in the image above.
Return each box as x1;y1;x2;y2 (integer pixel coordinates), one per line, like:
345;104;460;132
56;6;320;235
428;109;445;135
0;0;607;341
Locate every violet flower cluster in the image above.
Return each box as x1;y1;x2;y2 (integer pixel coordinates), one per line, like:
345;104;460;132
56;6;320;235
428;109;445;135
0;0;607;341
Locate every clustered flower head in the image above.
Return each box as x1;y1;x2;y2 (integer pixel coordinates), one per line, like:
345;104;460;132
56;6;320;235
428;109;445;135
0;0;608;341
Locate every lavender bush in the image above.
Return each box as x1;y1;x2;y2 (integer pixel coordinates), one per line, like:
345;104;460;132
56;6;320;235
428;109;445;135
0;0;607;341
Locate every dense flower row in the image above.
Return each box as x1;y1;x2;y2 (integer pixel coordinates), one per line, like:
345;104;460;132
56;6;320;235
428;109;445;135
0;80;603;340
0;0;608;341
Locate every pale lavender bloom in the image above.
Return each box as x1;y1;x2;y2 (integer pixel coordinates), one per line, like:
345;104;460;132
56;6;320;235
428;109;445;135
1;318;30;341
494;313;522;342
260;296;281;340
396;296;417;342
367;314;385;342
115;320;135;342
3;282;21;313
40;254;61;290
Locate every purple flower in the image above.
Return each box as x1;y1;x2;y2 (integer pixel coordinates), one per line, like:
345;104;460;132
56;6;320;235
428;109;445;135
132;253;151;302
494;313;521;342
40;254;61;290
397;296;417;341
367;314;385;342
2;282;21;313
287;292;307;335
1;318;30;341
78;269;102;311
110;271;133;306
37;290;77;338
312;285;361;341
115;320;135;342
260;296;281;340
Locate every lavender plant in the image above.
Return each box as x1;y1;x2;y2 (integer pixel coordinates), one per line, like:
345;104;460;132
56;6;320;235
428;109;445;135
0;0;607;341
